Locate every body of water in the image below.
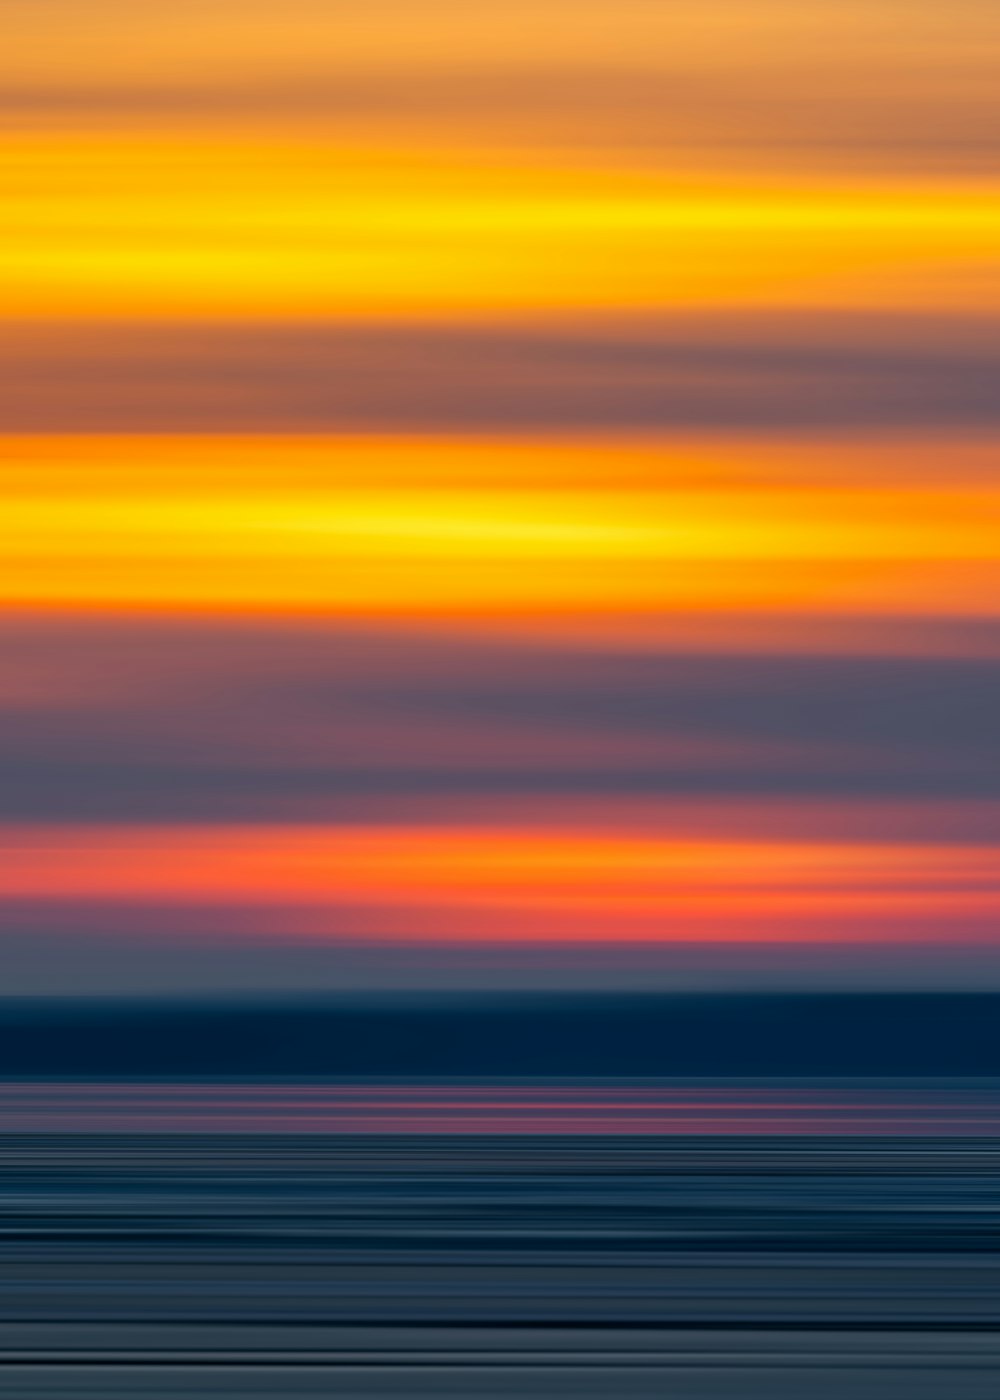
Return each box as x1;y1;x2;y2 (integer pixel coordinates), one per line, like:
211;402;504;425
0;1082;998;1395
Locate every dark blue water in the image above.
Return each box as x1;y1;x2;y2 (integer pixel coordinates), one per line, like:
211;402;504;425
1;1082;999;1396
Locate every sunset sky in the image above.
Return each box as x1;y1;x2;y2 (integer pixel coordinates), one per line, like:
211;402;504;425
2;0;998;994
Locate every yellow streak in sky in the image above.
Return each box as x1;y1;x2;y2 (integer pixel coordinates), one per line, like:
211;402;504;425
1;437;998;616
2;135;998;317
4;491;999;562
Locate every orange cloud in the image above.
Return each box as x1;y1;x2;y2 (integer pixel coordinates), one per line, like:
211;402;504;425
2;436;998;618
0;826;996;943
3;134;998;320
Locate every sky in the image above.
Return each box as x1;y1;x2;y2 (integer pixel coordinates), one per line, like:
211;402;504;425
1;0;998;995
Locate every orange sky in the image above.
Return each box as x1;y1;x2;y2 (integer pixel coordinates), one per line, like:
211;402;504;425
2;826;997;944
5;134;998;319
1;0;997;991
2;435;999;619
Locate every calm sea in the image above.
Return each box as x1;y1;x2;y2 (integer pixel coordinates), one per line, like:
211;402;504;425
1;1080;998;1397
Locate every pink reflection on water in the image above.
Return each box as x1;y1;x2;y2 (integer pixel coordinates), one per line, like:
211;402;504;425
0;1082;998;1135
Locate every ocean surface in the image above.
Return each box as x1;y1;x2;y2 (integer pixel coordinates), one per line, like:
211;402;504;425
0;1081;999;1396
3;1079;1000;1134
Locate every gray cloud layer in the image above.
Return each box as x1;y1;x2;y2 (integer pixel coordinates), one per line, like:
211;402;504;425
2;615;999;820
3;314;1000;433
5;921;1000;996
